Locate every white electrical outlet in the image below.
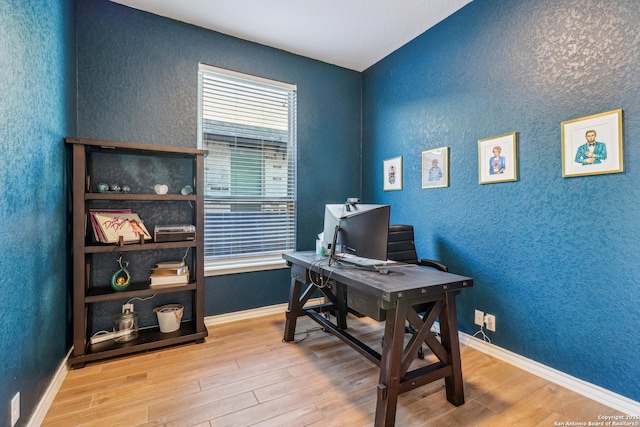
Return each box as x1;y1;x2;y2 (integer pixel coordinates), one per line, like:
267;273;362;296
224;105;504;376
485;314;496;332
11;391;20;426
474;309;484;326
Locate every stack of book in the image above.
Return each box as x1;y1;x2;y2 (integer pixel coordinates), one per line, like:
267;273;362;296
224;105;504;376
149;261;190;288
89;209;152;244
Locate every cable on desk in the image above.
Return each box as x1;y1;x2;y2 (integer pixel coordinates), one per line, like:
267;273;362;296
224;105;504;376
307;257;334;288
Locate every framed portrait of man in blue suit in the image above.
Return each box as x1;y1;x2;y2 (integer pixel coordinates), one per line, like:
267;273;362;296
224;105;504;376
562;109;623;178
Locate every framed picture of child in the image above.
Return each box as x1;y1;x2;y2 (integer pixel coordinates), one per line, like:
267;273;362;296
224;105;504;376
478;132;518;184
383;156;403;191
422;147;449;189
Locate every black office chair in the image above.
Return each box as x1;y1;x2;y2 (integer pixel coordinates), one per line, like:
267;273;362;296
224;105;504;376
386;224;448;359
387;224;448;272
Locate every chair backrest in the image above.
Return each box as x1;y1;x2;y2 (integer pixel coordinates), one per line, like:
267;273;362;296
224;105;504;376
387;224;419;264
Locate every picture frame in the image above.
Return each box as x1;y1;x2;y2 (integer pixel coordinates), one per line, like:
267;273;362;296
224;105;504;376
478;132;518;184
422;147;449;189
383;156;403;191
561;109;623;178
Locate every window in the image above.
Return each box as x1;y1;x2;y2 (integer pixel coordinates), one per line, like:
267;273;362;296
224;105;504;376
197;64;297;274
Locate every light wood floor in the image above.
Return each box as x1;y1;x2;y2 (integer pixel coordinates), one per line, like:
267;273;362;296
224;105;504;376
43;313;623;426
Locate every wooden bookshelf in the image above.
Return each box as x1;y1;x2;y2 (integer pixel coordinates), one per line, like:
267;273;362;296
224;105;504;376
66;137;208;368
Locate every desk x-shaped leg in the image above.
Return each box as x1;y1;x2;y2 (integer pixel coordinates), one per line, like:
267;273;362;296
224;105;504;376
374;291;464;427
282;262;465;427
284;267;348;342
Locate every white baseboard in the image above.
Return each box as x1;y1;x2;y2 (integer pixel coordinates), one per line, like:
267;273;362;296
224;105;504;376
32;302;306;425
206;308;639;414
458;329;640;415
204;298;324;326
35;309;638;426
29;347;71;427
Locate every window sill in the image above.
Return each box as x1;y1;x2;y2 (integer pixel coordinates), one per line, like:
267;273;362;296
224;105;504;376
205;257;289;276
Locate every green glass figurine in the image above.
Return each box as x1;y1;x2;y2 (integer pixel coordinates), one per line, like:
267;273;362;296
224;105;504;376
110;255;131;291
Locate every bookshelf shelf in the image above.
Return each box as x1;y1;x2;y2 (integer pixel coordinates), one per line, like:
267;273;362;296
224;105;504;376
85;282;196;303
85;193;197;201
77;324;208;365
66;137;208;368
84;240;197;253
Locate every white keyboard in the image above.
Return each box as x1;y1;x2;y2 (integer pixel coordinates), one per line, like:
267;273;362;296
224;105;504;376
336;254;396;268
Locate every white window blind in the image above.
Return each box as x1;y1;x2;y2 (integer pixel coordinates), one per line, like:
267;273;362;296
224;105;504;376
197;64;297;269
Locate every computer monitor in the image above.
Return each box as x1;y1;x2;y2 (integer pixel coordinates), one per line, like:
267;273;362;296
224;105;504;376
323;202;390;261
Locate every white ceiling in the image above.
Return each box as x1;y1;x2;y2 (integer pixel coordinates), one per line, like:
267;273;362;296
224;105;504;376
111;0;472;72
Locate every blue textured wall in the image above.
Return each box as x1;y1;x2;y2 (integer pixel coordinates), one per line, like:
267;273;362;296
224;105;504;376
363;0;640;402
76;0;362;315
0;0;75;425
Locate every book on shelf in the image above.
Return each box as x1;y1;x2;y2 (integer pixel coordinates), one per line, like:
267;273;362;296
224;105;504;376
149;262;190;287
155;260;186;269
90;211;152;244
151;265;188;275
148;280;190;289
149;271;190;286
88;209;132;242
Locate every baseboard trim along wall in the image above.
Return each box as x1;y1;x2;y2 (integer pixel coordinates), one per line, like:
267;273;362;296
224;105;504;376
457;330;640;416
40;306;638;424
29;347;71;427
204;298;325;326
207;308;639;416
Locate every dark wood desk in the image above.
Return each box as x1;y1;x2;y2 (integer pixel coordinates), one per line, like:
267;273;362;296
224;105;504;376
282;251;473;427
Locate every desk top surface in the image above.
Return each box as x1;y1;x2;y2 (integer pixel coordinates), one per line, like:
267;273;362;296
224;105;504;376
284;251;473;302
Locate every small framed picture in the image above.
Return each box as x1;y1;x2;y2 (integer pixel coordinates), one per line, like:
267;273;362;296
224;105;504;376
383;156;403;191
478;132;518;184
561;109;623;178
422;147;449;189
